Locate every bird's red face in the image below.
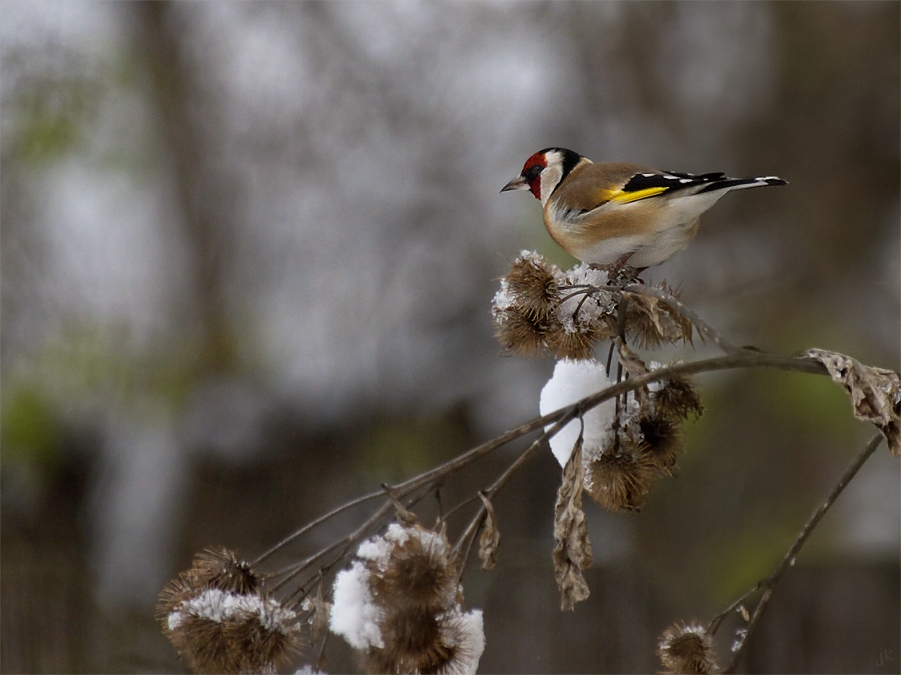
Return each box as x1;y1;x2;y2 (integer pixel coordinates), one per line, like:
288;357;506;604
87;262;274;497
501;152;548;201
519;153;548;200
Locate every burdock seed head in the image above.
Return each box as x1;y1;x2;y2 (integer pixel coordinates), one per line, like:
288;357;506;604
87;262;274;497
506;251;560;320
158;550;301;675
366;524;459;614
584;437;659;512
657;620;720;674
638;412;685;473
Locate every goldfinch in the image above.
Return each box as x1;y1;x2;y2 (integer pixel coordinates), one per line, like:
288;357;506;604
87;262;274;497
501;147;786;269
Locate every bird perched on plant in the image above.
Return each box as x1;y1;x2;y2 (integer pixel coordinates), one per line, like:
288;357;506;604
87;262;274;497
501;147;786;270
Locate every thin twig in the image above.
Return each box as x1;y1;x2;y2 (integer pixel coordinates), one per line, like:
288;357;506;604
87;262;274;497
280;486;436;603
723;432;884;673
259;352;829;567
451;422;559;567
253;489;387;565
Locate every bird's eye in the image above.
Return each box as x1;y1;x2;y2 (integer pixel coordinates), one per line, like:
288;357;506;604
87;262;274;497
524;165;543;179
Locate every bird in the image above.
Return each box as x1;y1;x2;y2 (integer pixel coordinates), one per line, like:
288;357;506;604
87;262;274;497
501;147;786;270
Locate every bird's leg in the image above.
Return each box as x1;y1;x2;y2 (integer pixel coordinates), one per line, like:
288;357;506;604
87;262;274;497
592;252;646;286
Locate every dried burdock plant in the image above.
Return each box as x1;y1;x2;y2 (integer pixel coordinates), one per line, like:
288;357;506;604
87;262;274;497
505;250;560;320
329;523;485;674
494;252;700;361
540;356;693;513
493;252;619;360
158;548;302;674
657;620;720;674
492;294;558;357
157;243;900;673
492;252;562;357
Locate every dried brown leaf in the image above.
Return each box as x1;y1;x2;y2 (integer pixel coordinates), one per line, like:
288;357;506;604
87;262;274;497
617;339;652;407
617;339;650;379
552;434;593;611
623;292;692;348
477;492;500;571
804;349;901;456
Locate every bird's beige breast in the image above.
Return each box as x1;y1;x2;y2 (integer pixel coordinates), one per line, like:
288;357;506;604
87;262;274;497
542;198;701;266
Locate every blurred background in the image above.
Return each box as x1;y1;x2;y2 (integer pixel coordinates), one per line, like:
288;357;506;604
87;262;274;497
1;1;898;672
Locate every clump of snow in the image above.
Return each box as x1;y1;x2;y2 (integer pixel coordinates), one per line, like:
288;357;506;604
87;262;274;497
442;608;486;673
329;561;384;650
492;277;514;313
540;358;616;467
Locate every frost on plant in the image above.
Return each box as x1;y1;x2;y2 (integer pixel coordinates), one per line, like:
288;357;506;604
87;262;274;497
493;251;690;359
157;548;302;674
330;523;485;675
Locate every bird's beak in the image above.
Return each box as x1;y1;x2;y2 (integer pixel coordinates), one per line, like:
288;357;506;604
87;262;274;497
501;175;528;193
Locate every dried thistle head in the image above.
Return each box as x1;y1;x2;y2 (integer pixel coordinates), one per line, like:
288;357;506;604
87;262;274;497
161;586;302;674
584;437;659;512
654;374;704;421
506;252;560;320
190;547;262;595
638;413;685;473
657;620;720;674
221;602;304;674
369;524;459;614
157;548;260;618
435;610;486;675
494;253;619;359
362;609;485;675
364;608;446;673
493;303;560;357
158;549;301;674
546;320;603;361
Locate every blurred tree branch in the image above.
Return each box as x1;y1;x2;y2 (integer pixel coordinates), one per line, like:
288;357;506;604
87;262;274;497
134;1;237;373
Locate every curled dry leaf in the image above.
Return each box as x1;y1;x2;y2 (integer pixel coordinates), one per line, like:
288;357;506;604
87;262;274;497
552;434;593;611
477;492;500;571
617;339;652;407
617;339;650;380
804;349;901;456
622;291;693;348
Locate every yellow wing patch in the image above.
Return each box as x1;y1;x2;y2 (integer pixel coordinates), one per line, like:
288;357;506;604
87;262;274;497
606;186;669;204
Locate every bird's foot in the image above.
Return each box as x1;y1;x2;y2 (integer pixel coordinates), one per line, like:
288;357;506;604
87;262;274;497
590;262;645;285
